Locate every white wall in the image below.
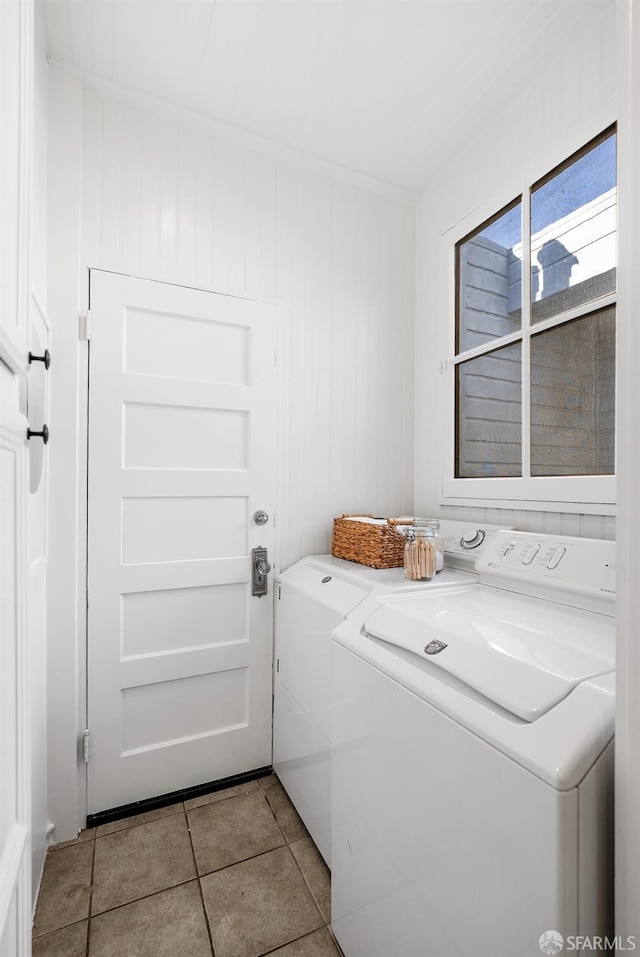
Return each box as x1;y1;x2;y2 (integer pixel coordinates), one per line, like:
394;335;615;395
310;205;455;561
46;69;415;838
46;67;88;843
414;0;617;539
615;0;640;937
81;86;415;569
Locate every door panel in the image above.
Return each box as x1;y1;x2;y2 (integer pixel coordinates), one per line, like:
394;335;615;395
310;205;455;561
87;271;276;815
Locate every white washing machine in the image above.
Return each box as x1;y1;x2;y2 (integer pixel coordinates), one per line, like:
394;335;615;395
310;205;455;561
331;530;616;957
273;519;508;865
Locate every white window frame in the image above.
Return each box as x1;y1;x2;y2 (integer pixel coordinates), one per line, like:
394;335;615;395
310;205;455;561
441;126;617;516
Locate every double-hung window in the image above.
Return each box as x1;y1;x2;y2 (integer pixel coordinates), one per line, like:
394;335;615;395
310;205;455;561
448;126;616;510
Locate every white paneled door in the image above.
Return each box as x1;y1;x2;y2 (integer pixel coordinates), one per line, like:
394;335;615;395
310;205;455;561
87;271;276;815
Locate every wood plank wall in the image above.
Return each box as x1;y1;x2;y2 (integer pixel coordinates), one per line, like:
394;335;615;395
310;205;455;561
81;90;416;570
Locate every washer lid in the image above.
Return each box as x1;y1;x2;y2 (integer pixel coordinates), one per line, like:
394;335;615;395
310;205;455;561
277;556;475;616
363;587;615;721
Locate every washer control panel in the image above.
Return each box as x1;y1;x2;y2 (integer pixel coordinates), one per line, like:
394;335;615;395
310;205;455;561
476;529;616;608
495;538;568;571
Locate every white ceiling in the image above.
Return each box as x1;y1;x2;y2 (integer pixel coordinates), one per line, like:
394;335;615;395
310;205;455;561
41;0;611;193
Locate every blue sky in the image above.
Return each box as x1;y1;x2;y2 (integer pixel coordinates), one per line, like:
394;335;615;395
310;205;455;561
478;132;616;249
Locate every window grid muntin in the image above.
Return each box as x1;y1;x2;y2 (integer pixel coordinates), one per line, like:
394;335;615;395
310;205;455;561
521;187;532;478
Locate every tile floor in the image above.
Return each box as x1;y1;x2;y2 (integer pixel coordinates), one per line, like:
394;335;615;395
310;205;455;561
32;773;342;957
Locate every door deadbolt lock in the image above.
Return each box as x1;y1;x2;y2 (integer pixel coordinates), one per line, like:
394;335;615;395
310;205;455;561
252;546;272;597
253;510;269;526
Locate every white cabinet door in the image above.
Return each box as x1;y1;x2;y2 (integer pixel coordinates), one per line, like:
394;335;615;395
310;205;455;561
1;0;32;953
87;271;276;815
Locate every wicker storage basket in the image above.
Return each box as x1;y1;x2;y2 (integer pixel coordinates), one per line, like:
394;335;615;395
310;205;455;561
331;514;405;569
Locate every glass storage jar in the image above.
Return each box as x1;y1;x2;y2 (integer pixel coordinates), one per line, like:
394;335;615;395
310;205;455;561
403;526;437;581
414;518;444;572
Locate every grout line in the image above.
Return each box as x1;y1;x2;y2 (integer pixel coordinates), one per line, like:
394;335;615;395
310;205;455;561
256;780;300;850
86;826;97;956
262;790;287;843
184;803;216;957
87;808;201;922
93;803;185;840
196;838;289;882
264;774;330;926
83;877;203;922
32;916;89;942
287;838;328;925
56;777;328;957
183;780;262;812
258;927;332;957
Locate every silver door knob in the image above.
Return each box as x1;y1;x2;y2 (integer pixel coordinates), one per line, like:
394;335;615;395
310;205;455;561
253;510;269;526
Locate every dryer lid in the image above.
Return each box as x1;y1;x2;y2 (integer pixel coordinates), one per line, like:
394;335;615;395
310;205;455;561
363;587;615;722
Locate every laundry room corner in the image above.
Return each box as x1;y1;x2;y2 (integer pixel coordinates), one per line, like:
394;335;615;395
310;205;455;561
42;58;417;841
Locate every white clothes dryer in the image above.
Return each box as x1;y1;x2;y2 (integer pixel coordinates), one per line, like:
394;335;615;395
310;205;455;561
331;530;616;957
273;519;508;865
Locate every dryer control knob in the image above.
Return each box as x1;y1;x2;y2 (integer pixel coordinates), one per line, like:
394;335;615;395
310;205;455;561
460;528;486;550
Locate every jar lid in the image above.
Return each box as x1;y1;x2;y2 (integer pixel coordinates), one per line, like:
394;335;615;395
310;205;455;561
414;517;440;528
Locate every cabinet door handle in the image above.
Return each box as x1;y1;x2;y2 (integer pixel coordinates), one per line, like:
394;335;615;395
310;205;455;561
29;350;51;370
27;424;49;444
